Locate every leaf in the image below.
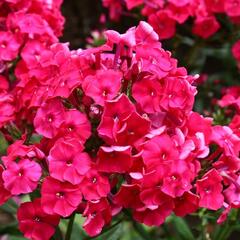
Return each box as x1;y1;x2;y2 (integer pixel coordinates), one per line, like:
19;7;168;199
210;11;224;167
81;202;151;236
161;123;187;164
9;236;27;240
94;223;123;240
167;216;195;240
0;132;8;155
0;199;18;214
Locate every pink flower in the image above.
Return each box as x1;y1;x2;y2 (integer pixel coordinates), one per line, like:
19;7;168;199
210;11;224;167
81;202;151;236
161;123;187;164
80;169;110;201
174;191;199;217
224;175;240;206
114;111;150;146
205;0;225;13
142;134;179;168
192;16;220;39
113;184;143;209
82;70;122;106
125;0;143;10
161;160;193;197
132;76;162;113
48;138;91;184
21;40;51;69
167;4;190;24
97;146;133;173
59;109;91;143
148;11;176;40
34;98;65;138
232;40;240;61
225;0;240;17
0;165;11;206
83;198;112;237
134;188;174;226
160;77;196;113
41;177;82;217
211;125;240;157
98;94;135;143
0;91;15;128
2;159;42;195
196;169;224;210
17;198;60;240
0;31;21;61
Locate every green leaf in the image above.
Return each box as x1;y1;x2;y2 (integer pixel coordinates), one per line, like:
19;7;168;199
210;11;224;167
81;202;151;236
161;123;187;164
94;223;123;240
0;199;18;214
0;132;8;155
167;216;195;240
9;236;27;240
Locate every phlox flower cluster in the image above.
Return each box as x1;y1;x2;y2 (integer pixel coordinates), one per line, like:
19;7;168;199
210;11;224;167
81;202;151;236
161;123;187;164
0;1;240;240
102;0;240;39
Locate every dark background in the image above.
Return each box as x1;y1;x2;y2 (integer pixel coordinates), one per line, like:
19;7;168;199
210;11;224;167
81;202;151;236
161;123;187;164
60;0;102;48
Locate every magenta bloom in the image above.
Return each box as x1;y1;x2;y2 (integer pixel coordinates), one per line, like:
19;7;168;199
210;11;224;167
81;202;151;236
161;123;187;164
34;98;65;138
3;159;42;195
48;138;91;184
98;94;135;143
0;31;21;61
192;16;220;39
0;166;11;206
83;198;112;237
41;177;82;217
59;109;91;142
132;76;162;113
0;91;15;128
196;169;224;210
142;134;178;168
97;146;133;173
148;11;176;40
17;198;60;240
113;184;143;209
80;169;110;201
134;189;174;226
82;69;122;106
174;191;199;217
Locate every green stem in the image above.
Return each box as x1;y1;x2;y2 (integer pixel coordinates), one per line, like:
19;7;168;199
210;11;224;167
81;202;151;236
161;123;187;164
132;222;151;240
65;213;76;240
217;225;233;240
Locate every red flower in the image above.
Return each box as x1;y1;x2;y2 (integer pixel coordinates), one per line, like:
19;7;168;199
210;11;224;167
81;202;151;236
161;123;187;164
225;0;240;17
148;11;176;40
98;94;135;143
82;70;122;106
97;146;133;173
80;169;110;201
134;188;174;226
192;16;220;39
41;177;82;217
0;91;15;128
0;31;21;61
34;98;65;138
114;111;150;146
48;137;91;184
0;165;11;206
196;169;224;210
113;184;143;209
83;198;112;237
232;40;240;61
174;191;199;217
17;198;60;240
132;76;162;113
59;109;91;142
3;159;42;195
142;134;178;168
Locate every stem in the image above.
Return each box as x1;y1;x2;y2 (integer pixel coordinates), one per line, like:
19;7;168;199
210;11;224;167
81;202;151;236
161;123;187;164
65;213;76;240
132;222;151;240
215;225;233;240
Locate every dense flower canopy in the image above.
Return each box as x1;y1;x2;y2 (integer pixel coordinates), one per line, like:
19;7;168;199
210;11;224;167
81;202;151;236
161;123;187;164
0;0;240;239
